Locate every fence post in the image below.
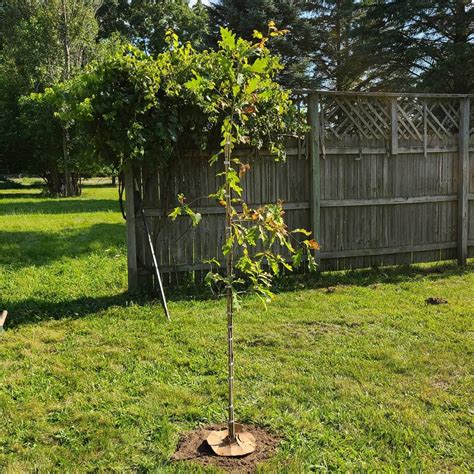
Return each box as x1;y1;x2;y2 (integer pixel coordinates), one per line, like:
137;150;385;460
124;164;138;290
458;96;470;266
308;92;321;266
390;98;398;155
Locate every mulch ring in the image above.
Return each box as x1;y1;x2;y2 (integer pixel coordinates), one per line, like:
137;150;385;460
172;423;280;472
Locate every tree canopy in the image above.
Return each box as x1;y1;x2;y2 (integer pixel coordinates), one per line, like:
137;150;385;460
1;0;472;184
209;0;473;92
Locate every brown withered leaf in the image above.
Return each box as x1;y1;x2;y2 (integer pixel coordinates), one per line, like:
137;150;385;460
239;163;251;177
306;239;320;250
243;105;256;114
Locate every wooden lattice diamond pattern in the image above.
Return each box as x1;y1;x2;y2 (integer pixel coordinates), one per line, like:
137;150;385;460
321;95;462;142
322;96;391;140
397;98;459;140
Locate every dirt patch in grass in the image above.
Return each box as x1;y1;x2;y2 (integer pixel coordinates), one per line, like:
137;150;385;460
425;297;448;305
172;423;279;472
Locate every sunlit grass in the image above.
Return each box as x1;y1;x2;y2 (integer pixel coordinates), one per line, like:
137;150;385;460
0;180;472;472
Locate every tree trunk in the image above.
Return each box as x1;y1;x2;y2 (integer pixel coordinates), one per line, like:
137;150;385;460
44;163;62;195
453;0;469;93
224;139;235;442
60;0;71;81
61;125;74;196
59;0;75;196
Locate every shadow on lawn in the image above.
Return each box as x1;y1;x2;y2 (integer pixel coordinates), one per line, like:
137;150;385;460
0;198;120;214
2;261;471;329
0;192;43;199
0;223;126;267
274;261;472;292
160;260;473;302
3;293;131;329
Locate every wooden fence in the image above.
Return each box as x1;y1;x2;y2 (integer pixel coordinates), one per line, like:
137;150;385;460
125;91;474;289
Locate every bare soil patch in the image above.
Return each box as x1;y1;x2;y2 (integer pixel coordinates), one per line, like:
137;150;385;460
426;297;448;305
172;423;279;472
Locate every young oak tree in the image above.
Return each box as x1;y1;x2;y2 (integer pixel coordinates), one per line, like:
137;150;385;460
170;25;317;453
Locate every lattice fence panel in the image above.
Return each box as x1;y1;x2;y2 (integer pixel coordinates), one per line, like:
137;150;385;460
320;95;462;143
321;96;391;140
397;97;459;140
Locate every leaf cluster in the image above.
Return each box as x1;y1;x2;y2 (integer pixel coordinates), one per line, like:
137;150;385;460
61;27;304;170
167;26;315;305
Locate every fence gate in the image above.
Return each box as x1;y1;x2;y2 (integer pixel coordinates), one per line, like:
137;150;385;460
125;91;473;290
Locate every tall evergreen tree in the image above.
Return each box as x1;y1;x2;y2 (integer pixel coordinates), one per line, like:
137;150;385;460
302;0;360;90
209;0;362;89
351;0;474;93
209;0;315;88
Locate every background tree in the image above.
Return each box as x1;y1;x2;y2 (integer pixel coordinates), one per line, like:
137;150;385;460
19;86;81;195
0;0;100;193
209;0;363;89
208;0;313;88
350;0;474;92
97;0;208;53
302;0;361;90
209;0;473;93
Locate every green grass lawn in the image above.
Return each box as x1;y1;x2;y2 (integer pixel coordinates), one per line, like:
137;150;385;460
0;180;473;472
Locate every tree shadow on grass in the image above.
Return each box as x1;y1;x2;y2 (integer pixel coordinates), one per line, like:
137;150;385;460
274;261;473;293
0;192;44;199
0;198;120;214
0;223;126;267
2;293;128;329
2;261;471;330
162;260;473;302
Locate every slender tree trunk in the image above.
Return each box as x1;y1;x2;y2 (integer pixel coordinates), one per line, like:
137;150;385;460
60;0;71;81
61;125;73;196
453;0;469;93
60;0;73;196
224;138;235;442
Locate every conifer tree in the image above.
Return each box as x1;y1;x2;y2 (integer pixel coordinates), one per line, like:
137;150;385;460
351;0;474;93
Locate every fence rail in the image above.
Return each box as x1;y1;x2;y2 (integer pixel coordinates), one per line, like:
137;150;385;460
126;91;473;289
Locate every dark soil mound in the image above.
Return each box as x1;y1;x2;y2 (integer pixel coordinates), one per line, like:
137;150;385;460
426;297;448;305
172;423;279;472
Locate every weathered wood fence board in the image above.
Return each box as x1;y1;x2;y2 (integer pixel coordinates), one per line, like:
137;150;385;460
126;91;473;289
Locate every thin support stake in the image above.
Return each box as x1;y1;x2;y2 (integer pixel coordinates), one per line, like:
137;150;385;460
224;137;236;442
138;192;171;321
142;208;171;321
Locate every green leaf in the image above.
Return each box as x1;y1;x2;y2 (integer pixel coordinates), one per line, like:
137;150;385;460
245;77;260;95
292;228;312;236
223;235;234;255
248;57;269;74
168;207;182;220
220;27;236;49
292;249;303;268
